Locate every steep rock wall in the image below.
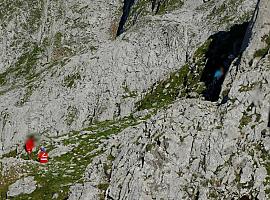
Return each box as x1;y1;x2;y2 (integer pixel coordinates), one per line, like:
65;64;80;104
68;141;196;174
0;0;256;154
68;0;270;199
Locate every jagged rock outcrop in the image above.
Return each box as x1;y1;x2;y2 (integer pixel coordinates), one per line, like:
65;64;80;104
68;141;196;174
241;0;270;63
70;66;270;199
0;0;256;155
68;0;270;199
1;0;269;199
0;0;123;154
7;176;36;197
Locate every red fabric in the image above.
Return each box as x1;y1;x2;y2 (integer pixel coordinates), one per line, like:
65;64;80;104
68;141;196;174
38;152;48;163
25;138;35;153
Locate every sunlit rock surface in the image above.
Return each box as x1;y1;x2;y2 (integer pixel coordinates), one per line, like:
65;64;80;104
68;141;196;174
1;0;270;199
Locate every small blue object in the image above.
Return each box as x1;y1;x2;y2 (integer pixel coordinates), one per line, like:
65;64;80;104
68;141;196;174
40;146;46;152
214;69;223;80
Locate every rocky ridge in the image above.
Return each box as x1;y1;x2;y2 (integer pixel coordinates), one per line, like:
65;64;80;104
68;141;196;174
0;0;256;153
68;0;270;199
0;0;269;199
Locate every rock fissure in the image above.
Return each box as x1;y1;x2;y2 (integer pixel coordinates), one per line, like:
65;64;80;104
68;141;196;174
117;0;136;36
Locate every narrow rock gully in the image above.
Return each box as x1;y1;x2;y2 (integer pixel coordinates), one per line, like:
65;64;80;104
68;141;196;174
116;0;166;36
200;22;249;101
117;0;135;36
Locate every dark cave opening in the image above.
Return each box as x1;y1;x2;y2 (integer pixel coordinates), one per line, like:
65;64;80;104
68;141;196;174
116;0;135;36
200;22;249;101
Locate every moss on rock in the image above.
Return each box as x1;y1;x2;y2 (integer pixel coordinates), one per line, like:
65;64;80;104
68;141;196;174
136;39;211;111
254;34;270;58
1;114;149;199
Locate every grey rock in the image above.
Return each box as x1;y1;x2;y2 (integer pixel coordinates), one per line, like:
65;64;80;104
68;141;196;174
7;176;36;197
68;1;270;199
1;0;269;200
0;0;257;153
49;145;74;158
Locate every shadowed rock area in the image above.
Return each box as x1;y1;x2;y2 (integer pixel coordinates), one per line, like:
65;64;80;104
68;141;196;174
201;22;249;101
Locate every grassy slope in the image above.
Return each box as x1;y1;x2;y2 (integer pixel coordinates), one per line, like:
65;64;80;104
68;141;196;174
1;116;148;199
0;37;212;200
0;1;263;199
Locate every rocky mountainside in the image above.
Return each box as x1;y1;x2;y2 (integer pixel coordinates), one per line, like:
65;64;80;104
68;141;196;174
0;0;256;152
0;0;270;199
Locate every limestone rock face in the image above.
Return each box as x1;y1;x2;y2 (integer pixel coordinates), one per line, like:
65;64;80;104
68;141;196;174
0;0;122;153
1;0;270;200
0;0;256;154
67;0;270;199
7;176;36;197
241;0;270;63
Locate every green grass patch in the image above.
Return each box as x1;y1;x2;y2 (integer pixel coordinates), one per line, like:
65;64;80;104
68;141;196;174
239;111;252;129
98;182;109;200
146;143;154;152
125;0;183;31
254;34;270;58
54;32;63;48
207;0;248;26
2;149;17;158
63;72;81;88
97;183;109;191
156;0;184;15
136;39;211;111
0;44;43;87
4;114;149;199
129;0;151;19
107;154;116;162
0;0;23;21
136;64;189;110
0;0;44;33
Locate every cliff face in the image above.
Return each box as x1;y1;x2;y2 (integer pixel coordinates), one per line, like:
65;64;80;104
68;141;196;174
68;0;270;199
1;0;270;199
0;0;255;153
0;0;122;152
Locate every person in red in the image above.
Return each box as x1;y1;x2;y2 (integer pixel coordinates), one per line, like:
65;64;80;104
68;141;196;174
38;147;49;164
25;135;36;159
